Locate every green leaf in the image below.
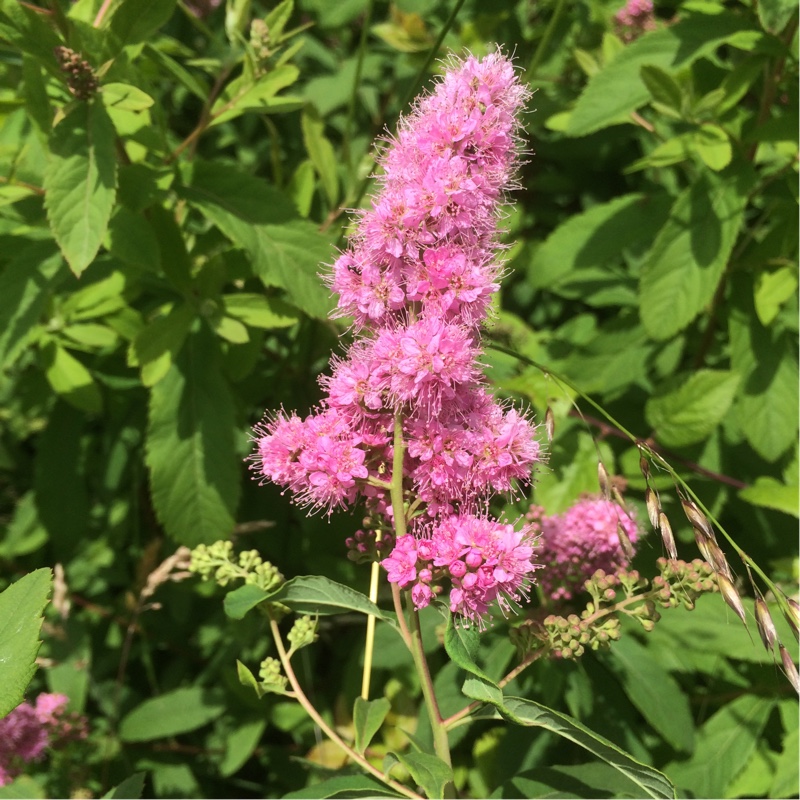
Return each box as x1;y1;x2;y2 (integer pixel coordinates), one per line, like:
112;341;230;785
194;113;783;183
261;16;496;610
461;675;504;707
499;697;676;799
39;340;103;414
270;576;395;624
771;727;800;798
739;476;799;517
730;284;799;462
224;585;273;620
693;124;732;172
223;294;300;329
301;107;339;206
44;102;117;277
146;328;240;545
443;614;497;684
210;66;301;127
757;0;797;34
568;13;750;136
109;0;177;45
665;695;774;798
0;569;52;718
645;369;740;448
353;696;391;755
529;193;672;290
107;206;161;272
119;687;225;742
236;659;266;698
0;240;64;370
754;266;798;326
102;773;146;799
143;44;209;102
178;161;333;320
283;774;404;798
101;83;155;112
605;636;694;752
640;65;683;112
219;715;266;777
389;751;453;800
130;303;195;387
639;173;747;340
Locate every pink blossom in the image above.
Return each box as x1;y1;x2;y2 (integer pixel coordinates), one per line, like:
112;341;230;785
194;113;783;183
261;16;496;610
614;0;656;41
537;498;640;601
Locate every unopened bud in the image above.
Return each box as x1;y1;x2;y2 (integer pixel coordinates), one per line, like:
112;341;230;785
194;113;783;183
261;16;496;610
717;573;746;625
287;615;318;655
658;512;677;560
779;644;799;695
754;598;777;652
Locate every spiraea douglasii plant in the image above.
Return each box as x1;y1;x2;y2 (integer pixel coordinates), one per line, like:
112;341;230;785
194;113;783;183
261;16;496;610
0;1;797;798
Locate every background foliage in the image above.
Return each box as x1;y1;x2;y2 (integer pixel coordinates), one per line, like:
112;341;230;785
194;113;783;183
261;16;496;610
0;0;797;797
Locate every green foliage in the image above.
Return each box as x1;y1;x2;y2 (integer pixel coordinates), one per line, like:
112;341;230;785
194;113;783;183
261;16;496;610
0;0;796;797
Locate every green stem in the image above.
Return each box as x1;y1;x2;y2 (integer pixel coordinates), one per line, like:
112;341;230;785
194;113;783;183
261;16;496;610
268;615;422;800
390;411;408;538
525;0;568;83
343;0;376;178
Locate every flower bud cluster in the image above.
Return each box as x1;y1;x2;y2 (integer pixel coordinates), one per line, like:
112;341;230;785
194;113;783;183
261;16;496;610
258;657;289;695
189;541;284;592
252;54;543;625
0;694;88;787
54;47;98;100
287;615;319;656
346;529;395;564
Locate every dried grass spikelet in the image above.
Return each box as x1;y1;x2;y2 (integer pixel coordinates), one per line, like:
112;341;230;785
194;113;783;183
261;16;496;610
754;598;778;652
616;522;635;561
52;563;71;619
717;572;746;625
645;487;660;530
779;644;799;694
638;451;651;481
141;546;193;603
680;495;716;542
703;538;733;581
597;462;611;501
657;512;678;560
545;406;555;443
786;598;800;639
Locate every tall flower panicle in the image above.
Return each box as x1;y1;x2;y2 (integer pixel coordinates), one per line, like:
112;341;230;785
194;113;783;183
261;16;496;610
252;53;543;623
530;498;640;601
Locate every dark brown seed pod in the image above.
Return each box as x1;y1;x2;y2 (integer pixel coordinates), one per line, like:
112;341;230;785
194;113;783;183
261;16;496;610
717;573;746;625
658;512;677;560
780;644;799;694
754;598;778;652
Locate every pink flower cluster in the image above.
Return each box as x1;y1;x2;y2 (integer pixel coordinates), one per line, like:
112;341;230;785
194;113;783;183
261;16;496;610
383;515;538;626
253;53;542;623
0;694;87;786
613;0;656;41
530;498;640;601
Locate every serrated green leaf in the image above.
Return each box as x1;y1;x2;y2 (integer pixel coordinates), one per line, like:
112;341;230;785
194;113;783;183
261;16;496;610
639;173;747;340
119;687;225;742
757;0;798;34
500;697;676;799
754;266;798;326
664;695;774;798
0;569;52;719
102;773;145;800
109;0;177;45
270;576;395;624
443;614;496;684
145;328;240;545
389;751;453;800
179;162;333;319
283;774;404;798
605;636;694;752
739;476;799;517
224;584;273;620
645;369;740;448
301;107;339;206
353;696;391;755
44;102;117;277
640;64;683;112
40;340;103;414
529;193;672;289
568;13;749;136
107;206;161;272
223;294;300;329
210;65;300;126
0;240;64;370
770;727;800;798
